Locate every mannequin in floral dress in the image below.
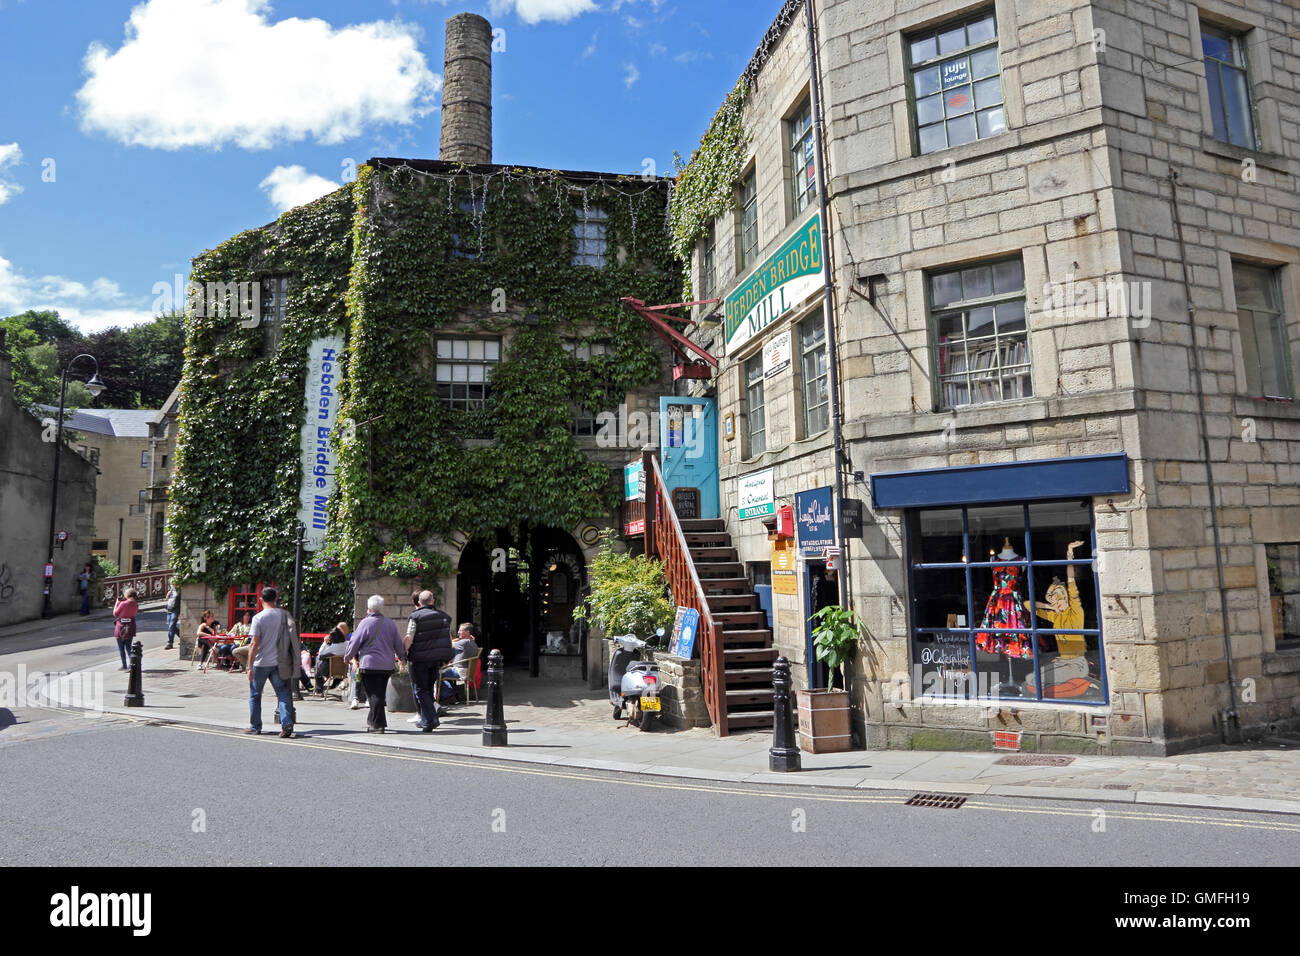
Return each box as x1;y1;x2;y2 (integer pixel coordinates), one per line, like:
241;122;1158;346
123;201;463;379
974;537;1031;658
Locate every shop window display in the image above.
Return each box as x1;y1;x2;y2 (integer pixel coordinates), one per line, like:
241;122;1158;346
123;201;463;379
907;498;1103;703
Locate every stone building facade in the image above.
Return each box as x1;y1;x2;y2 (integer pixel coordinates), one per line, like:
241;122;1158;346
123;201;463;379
683;0;1300;754
56;399;176;575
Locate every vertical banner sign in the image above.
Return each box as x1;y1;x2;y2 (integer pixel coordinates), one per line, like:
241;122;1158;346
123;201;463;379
795;486;834;557
298;335;345;551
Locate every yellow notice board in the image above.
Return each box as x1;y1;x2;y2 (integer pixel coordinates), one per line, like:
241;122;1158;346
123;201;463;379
772;538;798;595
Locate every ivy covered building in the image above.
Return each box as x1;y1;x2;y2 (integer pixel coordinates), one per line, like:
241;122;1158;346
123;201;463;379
169;13;680;678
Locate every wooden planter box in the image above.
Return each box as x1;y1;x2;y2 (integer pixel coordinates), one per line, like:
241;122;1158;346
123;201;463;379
797;689;852;753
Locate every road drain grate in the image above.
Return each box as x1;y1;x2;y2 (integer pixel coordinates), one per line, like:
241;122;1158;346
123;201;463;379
994;755;1075;767
1102;784;1130;790
905;792;967;809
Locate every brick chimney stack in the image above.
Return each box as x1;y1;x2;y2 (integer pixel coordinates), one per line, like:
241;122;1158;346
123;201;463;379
439;13;493;165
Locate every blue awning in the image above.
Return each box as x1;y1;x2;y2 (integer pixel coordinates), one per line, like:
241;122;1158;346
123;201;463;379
870;453;1129;509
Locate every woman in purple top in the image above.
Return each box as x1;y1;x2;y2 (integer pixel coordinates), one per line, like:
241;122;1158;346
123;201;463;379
344;594;406;733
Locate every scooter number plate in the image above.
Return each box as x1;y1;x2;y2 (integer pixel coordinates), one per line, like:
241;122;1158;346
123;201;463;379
640;696;660;712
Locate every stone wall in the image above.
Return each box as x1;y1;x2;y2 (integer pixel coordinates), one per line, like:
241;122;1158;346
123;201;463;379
0;339;98;627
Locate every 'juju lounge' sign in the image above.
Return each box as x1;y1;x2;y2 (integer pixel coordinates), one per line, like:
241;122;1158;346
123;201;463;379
724;211;824;355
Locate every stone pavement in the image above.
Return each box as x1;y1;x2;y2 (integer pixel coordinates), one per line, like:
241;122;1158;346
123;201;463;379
38;641;1300;816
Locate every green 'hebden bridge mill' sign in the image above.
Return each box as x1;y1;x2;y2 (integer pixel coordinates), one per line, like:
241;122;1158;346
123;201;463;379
724;211;824;355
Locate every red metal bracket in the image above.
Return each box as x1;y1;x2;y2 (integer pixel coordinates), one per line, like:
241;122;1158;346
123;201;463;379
621;296;721;367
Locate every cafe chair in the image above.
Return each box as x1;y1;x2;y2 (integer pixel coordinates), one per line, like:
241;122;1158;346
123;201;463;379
320;655;349;700
437;653;482;706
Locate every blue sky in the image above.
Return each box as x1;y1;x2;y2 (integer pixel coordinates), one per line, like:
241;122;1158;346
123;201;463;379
0;0;779;331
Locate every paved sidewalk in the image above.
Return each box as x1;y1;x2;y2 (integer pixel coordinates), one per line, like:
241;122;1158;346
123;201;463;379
40;641;1300;816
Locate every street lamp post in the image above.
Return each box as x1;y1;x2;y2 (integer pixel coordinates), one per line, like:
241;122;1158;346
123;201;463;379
43;354;106;619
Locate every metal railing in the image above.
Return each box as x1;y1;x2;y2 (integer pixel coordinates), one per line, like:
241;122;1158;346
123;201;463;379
100;569;172;606
645;451;728;736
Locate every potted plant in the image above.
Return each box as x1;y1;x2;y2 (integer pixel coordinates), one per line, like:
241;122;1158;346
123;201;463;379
379;545;427;580
798;604;861;754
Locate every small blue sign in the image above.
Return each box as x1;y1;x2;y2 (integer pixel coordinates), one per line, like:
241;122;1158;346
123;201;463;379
796;486;835;557
671;607;699;659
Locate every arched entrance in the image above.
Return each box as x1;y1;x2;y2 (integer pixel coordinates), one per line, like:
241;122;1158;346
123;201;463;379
456;526;588;678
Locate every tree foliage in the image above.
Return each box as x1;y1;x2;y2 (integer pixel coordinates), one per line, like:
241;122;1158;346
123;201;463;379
1;308;184;411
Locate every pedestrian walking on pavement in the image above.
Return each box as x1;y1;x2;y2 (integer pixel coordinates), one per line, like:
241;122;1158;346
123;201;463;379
111;588;139;671
163;584;180;649
245;587;301;739
344;595;405;733
404;590;453;732
78;563;93;616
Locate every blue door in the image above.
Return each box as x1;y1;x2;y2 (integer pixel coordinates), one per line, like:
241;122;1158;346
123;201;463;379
659;397;719;520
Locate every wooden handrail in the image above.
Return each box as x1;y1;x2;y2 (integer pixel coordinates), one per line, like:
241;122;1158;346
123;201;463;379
645;452;728;737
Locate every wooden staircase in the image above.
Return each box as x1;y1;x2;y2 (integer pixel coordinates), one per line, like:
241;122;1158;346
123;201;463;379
680;518;777;732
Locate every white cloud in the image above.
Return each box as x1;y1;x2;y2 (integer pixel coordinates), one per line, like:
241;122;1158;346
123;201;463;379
0;255;155;332
624;15;643;29
582;32;597;58
648;42;666;56
76;0;440;150
0;143;22;205
488;0;597;25
623;62;640;87
672;49;710;65
259;165;341;213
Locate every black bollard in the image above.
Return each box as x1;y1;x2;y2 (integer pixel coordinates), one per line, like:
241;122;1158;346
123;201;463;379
124;640;145;708
769;656;800;772
481;648;508;747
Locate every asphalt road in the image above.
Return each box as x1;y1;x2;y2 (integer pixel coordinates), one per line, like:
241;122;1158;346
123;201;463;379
1;707;1297;866
2;611;1298;867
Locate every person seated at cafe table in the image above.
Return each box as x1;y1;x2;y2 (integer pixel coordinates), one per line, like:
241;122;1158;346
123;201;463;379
196;611;220;664
218;611;252;670
314;620;351;696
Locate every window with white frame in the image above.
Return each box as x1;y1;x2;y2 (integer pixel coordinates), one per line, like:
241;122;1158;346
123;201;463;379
141;450;150;468
932;257;1030;409
1233;261;1292;400
789;97;816;216
745;354;766;456
573;206;608;267
1202;24;1258;149
738;169;758;271
908;9;1005;155
799;315;829;436
435;337;501;411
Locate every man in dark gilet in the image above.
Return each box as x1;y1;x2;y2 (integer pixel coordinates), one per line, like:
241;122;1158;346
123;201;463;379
403;590;453;732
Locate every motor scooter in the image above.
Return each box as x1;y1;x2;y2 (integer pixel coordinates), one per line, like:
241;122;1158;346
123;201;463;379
608;628;664;731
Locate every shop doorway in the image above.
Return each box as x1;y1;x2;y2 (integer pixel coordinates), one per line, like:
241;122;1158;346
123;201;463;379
804;560;841;689
456;526;588;678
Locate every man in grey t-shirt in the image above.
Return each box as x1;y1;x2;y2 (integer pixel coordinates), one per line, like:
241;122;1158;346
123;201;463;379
246;587;298;738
